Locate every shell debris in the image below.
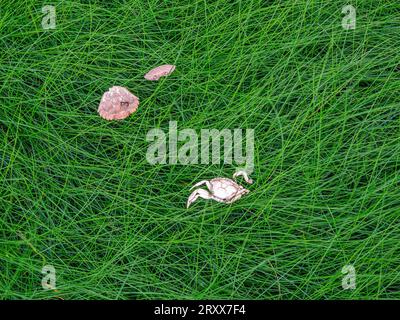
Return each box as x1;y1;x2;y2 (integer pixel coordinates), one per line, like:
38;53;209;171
98;86;139;120
144;64;176;81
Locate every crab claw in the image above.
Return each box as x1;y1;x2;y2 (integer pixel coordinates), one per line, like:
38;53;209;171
187;189;212;208
233;170;253;184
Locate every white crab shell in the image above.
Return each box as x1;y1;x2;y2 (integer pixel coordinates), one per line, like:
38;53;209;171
209;178;246;201
187;171;252;208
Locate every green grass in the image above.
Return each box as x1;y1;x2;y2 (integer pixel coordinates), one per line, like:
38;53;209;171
1;0;400;299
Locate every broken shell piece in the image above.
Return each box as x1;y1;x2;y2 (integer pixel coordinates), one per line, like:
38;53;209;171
144;64;176;81
98;86;139;120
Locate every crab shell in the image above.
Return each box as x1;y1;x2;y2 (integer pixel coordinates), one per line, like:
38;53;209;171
209;178;249;201
98;86;139;120
144;64;176;81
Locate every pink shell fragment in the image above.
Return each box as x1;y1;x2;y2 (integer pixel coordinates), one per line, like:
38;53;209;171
98;86;139;120
144;64;176;81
